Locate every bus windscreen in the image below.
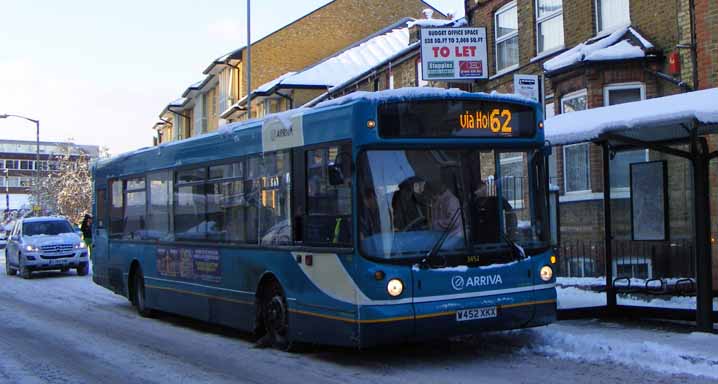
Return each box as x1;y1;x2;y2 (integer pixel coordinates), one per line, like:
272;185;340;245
378;100;536;139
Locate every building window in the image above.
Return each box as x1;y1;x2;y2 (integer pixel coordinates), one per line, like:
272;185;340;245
536;0;564;54
596;0;630;33
561;90;589;193
605;83;647;189
495;1;519;73
561;89;587;113
563;143;590;193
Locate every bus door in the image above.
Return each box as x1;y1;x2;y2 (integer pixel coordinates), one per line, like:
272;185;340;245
92;184;111;278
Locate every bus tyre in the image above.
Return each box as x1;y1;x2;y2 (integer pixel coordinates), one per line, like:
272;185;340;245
76;263;88;276
5;257;16;276
19;263;31;279
261;281;291;351
132;268;154;318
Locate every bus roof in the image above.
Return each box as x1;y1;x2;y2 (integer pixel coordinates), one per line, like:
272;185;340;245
95;88;541;180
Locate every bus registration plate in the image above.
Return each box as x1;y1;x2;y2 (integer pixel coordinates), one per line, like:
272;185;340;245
456;306;497;322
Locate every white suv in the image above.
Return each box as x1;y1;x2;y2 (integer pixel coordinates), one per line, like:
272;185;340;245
5;216;89;279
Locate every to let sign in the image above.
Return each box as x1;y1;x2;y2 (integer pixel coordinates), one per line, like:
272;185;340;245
420;27;488;80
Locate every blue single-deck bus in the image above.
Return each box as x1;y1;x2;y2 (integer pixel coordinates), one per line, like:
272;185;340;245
91;88;556;349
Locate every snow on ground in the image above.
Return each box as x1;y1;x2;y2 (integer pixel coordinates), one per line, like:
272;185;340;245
530;322;718;380
1;251;716;383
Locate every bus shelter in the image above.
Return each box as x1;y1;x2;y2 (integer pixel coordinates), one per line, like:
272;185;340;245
545;88;718;331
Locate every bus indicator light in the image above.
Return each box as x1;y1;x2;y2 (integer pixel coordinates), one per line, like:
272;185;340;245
550;255;557;264
374;270;386;280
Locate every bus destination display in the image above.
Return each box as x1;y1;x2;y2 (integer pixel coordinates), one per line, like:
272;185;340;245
379;100;536;139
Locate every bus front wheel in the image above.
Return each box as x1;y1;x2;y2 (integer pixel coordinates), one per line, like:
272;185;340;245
261;280;291;350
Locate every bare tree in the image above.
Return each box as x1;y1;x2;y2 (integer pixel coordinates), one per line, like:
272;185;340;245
30;144;99;225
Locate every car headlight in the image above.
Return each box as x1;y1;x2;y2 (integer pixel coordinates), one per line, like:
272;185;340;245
387;278;404;297
74;242;86;249
25;245;39;252
540;265;553;282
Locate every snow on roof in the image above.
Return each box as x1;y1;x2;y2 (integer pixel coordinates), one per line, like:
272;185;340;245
315;87;535;109
545;88;718;145
544;25;655;74
169;98;188;107
278;20;412;89
255;72;297;95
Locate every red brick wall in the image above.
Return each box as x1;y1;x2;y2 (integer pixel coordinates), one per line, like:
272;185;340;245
696;0;718;89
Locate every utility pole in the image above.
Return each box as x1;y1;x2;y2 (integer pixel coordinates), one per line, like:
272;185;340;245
246;0;252;119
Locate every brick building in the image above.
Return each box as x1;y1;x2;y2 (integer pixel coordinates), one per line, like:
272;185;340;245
153;0;448;143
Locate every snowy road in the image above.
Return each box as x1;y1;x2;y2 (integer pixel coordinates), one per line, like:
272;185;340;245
0;253;715;384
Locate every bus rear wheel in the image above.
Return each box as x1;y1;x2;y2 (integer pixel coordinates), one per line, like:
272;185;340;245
132;267;154;318
261;281;291;351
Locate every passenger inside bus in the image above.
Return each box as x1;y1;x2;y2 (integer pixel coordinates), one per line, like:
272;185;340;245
429;171;464;239
391;176;430;232
470;178;515;243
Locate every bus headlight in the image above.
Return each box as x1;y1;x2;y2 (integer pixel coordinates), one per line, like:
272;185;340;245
540;266;553;282
387;279;404;297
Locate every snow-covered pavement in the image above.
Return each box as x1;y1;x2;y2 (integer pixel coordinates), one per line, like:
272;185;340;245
0;252;715;384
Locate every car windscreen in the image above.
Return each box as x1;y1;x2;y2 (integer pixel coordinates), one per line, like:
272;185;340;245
23;221;74;236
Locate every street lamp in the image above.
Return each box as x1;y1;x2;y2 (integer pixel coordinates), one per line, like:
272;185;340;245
0;114;40;215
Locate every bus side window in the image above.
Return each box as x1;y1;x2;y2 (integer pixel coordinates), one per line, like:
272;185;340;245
305;143;352;246
109;180;124;238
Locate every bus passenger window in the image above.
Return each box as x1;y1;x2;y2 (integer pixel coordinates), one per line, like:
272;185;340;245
259;151;292;246
109;180;124;237
305;144;352;246
146;171;172;240
207;161;258;244
174;168;208;241
124;177;146;240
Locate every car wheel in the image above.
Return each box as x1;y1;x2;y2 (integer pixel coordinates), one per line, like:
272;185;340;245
19;262;31;279
261;280;292;351
132;268;154;317
76;263;88;276
5;256;16;276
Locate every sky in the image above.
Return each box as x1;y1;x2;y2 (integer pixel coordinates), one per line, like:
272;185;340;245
0;0;464;155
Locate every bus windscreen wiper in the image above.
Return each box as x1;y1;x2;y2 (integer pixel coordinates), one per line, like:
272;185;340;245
422;208;462;268
503;231;526;260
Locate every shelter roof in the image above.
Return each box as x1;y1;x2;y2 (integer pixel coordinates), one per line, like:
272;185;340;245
545;88;718;146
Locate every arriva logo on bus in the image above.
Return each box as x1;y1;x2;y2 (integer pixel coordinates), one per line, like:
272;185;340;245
451;274;503;291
